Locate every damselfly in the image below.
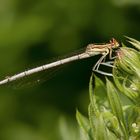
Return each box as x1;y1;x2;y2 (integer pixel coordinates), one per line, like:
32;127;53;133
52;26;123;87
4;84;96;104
0;38;120;85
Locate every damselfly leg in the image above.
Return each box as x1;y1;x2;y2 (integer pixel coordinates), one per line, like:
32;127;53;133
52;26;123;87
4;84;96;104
92;54;114;76
100;61;115;68
92;53;108;71
92;39;119;76
92;56;117;76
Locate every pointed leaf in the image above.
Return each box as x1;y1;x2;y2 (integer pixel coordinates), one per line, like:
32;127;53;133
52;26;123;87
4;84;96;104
89;74;99;114
76;110;91;136
106;79;128;139
88;104;109;140
125;36;140;50
106;79;124;123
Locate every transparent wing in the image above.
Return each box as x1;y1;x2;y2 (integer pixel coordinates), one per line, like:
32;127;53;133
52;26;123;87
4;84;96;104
4;48;86;89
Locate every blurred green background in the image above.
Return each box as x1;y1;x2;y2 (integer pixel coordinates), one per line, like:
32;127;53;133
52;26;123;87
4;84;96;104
0;0;139;139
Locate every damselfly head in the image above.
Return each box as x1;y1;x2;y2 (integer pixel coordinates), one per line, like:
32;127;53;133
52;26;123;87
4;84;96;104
110;38;120;48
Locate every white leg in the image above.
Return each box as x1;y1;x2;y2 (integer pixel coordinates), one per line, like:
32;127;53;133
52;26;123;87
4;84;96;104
92;54;108;71
93;57;113;77
92;48;117;76
100;61;115;68
93;70;113;76
109;48;118;60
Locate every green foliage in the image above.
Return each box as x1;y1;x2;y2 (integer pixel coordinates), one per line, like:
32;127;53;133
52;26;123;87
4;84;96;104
76;38;140;140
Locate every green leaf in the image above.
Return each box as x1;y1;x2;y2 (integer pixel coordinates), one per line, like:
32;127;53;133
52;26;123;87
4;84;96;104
106;79;123;122
125;36;140;50
102;111;123;138
59;116;81;140
122;79;139;103
89;74;107;112
76;110;91;139
88;74;115;140
106;79;128;139
89;74;100;114
88;74;109;139
88;104;109;140
94;114;108;140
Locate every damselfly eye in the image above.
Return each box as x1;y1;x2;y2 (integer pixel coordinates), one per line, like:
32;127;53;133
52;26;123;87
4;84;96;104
110;38;120;48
